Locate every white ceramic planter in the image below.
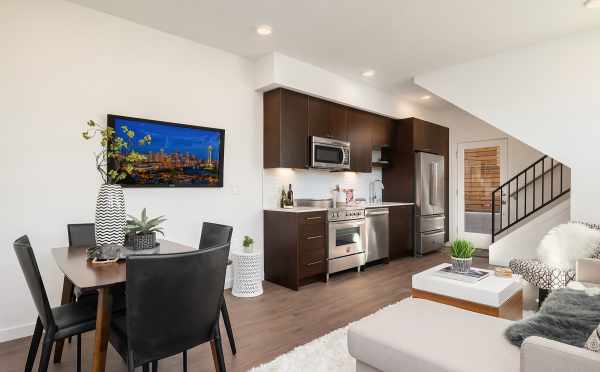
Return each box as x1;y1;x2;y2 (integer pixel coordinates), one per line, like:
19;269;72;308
95;184;126;246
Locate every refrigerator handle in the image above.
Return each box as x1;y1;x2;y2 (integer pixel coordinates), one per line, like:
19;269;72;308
430;162;439;205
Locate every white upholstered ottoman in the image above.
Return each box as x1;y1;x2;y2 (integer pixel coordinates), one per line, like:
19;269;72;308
347;298;519;372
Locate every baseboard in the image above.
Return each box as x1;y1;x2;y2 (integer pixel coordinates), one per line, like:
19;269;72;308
0;322;36;343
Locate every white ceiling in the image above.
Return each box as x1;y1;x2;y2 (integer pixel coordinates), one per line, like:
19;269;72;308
69;0;600;92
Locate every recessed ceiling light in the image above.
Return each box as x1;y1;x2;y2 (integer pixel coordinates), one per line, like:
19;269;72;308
256;25;272;36
420;95;431;100
362;69;375;78
584;0;600;8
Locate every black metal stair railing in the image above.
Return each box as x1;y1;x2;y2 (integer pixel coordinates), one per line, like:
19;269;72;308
491;155;570;242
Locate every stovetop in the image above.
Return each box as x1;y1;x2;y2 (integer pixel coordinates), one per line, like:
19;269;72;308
328;206;365;222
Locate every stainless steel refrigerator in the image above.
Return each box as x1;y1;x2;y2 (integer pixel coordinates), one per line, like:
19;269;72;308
415;152;445;255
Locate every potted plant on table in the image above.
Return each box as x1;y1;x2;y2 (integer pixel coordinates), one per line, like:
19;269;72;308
243;235;254;253
82;120;151;246
125;208;167;250
450;239;476;273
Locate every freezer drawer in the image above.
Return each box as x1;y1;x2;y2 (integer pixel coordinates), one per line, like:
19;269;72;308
416;230;445;255
418;215;445;233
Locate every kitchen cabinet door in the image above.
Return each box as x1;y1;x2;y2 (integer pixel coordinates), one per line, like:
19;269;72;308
308;97;348;141
308;97;330;139
413;118;444;154
389;205;414;259
347;109;372;172
263;88;309;169
371;115;393;148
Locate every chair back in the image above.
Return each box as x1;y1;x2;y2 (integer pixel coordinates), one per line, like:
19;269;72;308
199;222;233;250
13;236;55;330
67;223;95;247
125;243;230;367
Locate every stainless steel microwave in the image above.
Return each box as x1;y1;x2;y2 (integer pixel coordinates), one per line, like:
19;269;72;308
310;136;351;170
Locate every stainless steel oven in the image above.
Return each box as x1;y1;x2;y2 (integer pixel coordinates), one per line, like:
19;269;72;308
311;136;351;170
327;208;366;278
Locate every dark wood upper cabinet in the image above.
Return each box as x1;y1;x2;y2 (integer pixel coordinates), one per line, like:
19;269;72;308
264;88;309;169
347;109;372;173
264;88;392;173
308;97;348;141
412;118;445;154
371;115;393;148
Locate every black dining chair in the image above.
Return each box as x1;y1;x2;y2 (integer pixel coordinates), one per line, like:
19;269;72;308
14;235;98;372
67;223;97;301
199;222;236;355
109;243;230;372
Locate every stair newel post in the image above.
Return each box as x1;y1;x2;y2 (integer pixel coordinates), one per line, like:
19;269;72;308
550;158;554;199
541;157;545;205
492;188;496;243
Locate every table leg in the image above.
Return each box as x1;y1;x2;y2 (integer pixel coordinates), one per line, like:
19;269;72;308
53;275;75;363
92;287;113;372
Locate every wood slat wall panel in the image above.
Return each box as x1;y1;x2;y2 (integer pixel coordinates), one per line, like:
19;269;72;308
464;146;500;213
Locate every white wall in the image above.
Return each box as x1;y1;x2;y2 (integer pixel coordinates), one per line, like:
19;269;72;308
255;52;401;118
407;105;543;245
490;199;570;266
415;29;600;224
0;0;260;341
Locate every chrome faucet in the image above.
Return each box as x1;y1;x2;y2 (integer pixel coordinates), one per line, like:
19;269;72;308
369;179;385;203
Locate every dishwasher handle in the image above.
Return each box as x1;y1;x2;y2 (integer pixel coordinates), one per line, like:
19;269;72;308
366;208;389;216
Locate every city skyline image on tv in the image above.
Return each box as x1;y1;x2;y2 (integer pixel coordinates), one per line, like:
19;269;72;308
108;115;225;187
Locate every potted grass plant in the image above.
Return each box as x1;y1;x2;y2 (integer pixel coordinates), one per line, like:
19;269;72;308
450;239;476;273
125;208;166;250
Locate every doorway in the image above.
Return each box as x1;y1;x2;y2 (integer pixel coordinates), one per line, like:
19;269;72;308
457;139;507;248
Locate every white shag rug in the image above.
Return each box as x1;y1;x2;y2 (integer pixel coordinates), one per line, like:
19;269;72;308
248;301;536;372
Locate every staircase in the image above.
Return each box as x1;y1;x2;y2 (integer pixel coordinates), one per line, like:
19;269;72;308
492;155;571;242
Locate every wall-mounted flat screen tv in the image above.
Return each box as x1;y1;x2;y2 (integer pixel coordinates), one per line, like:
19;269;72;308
107;115;225;187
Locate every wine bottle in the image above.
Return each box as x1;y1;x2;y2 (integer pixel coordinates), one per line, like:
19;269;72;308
287;184;294;206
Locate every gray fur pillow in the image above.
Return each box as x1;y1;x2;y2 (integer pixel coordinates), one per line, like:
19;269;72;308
505;288;600;347
585;323;600;352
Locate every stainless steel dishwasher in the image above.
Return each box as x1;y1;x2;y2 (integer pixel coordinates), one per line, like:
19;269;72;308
365;208;389;263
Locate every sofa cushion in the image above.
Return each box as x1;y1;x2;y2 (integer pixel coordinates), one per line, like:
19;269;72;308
348;298;519;372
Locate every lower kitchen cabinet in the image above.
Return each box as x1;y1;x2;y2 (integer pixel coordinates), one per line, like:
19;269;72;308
389;205;414;259
264;210;327;290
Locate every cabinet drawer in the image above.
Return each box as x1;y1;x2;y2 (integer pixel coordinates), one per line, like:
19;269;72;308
301;222;325;239
300;212;326;225
299;256;326;279
301;238;326;263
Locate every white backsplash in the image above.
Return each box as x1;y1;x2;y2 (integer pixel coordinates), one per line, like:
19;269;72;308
263;167;383;208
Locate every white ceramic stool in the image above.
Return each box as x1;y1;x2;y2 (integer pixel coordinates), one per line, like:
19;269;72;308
232;251;263;297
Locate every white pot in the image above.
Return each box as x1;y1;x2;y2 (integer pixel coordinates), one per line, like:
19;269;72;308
451;256;472;273
95;184;126;246
243;243;254;254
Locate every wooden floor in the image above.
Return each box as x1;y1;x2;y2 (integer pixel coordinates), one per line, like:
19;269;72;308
1;252;488;372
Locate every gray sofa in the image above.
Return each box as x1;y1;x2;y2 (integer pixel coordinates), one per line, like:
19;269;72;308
348;258;600;372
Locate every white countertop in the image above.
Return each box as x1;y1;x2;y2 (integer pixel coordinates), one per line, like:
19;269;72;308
412;263;522;307
264;202;414;213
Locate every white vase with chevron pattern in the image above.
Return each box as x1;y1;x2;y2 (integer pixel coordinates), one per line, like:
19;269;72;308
95;184;126;246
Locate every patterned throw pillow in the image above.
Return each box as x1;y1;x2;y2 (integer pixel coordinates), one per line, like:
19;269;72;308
585;323;600;352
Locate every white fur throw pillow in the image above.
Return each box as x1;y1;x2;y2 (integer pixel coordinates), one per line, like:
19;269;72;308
537;223;600;270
